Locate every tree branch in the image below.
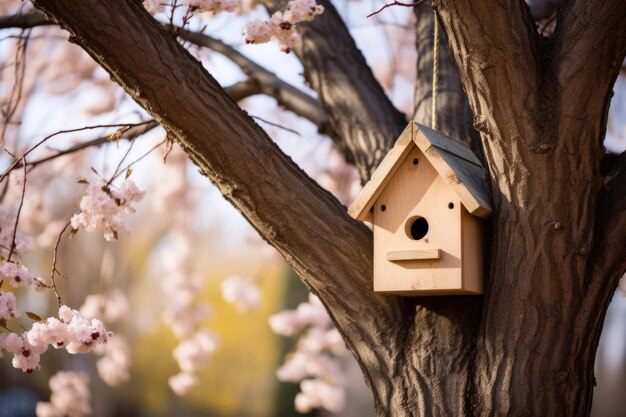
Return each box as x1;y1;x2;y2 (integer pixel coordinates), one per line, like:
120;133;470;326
0;11;330;135
177;29;330;134
29;1;407;405
261;0;407;180
555;0;626;150
0;10;48;30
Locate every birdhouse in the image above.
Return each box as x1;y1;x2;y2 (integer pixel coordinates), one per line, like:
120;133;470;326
348;122;492;295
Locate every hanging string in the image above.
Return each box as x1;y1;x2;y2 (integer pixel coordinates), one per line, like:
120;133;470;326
432;9;440;130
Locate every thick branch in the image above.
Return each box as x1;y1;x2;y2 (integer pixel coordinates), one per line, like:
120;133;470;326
29;0;407;404
261;0;407;180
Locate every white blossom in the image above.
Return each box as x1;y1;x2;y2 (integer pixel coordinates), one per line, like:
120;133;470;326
270;293;347;413
169;372;199;396
36;371;91;417
221;276;261;313
70;179;144;241
0;290;20;320
242;0;323;52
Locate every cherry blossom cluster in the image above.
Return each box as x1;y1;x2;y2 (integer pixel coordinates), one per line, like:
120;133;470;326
0;305;110;373
0;260;47;290
70;178;145;241
162;231;220;395
269;293;347;413
220;275;261;313
242;0;324;53
80;291;131;386
36;371;91;417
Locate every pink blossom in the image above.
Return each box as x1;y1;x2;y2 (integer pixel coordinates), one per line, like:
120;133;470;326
0;290;20;320
169;372;198;396
0;261;37;288
70;179;145;241
221;276;261;313
36;371;91;417
242;0;323;52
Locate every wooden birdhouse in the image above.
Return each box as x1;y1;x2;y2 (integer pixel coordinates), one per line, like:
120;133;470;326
348;122;492;295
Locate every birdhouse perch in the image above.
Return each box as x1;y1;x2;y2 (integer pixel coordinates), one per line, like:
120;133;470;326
348;122;492;295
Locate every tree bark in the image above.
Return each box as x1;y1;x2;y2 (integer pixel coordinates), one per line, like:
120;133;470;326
433;0;626;415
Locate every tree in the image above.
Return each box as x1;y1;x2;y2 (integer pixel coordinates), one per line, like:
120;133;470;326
1;0;625;416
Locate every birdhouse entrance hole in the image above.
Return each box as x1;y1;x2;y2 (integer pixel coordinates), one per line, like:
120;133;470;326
406;217;429;240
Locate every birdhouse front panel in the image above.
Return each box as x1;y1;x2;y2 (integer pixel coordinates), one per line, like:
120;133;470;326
372;146;466;294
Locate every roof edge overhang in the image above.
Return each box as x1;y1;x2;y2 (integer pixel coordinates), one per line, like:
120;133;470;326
348;122;493;222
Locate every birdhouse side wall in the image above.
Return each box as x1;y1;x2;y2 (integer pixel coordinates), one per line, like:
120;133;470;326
461;207;485;294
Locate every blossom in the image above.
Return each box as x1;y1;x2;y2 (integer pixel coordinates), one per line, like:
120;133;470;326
221;276;261;313
95;334;130;386
79;290;129;323
36;371;91;417
295;379;345;413
70;179;145;241
172;330;220;373
27;305;111;354
0;290;20;320
242;0;324;52
169;372;198;396
143;0;166;15
270;293;347;413
3;332;47;373
0;261;37;288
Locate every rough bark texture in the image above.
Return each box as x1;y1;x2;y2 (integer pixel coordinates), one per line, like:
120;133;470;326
433;0;626;415
13;0;626;416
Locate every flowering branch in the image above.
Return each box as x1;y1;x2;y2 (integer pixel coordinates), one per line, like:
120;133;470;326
0;122;154;183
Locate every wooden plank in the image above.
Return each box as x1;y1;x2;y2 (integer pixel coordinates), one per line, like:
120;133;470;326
387;249;441;261
416;131;493;217
415;122;482;166
348;122;416;220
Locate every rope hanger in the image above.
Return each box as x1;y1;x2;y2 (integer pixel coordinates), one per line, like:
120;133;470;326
432;9;440;131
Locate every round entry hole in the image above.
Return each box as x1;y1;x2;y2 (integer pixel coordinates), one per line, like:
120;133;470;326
407;217;429;240
412;158;419;165
448;202;455;209
381;204;387;212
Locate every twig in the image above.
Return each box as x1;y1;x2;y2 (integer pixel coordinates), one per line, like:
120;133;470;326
0;121;153;183
19;121;158;172
251;116;301;137
7;157;27;263
49;220;72;308
110;139;167;182
367;0;426;18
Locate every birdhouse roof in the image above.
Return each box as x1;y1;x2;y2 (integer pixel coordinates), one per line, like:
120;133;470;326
348;122;493;222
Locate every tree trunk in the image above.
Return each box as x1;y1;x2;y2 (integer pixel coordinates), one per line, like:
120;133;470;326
434;0;626;415
20;0;626;416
